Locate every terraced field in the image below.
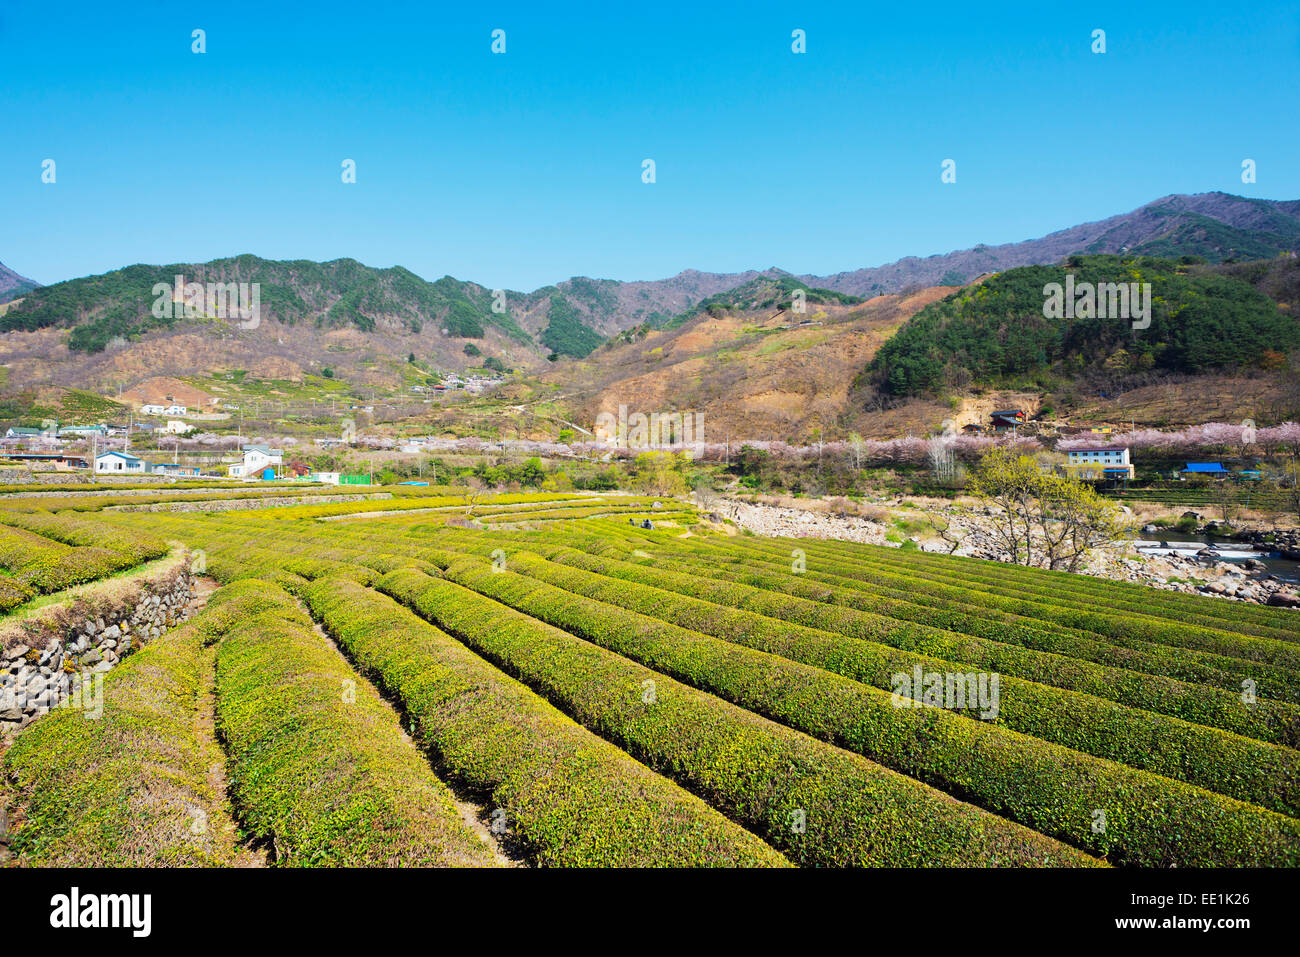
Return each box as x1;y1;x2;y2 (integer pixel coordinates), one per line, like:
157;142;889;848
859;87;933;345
2;486;1298;868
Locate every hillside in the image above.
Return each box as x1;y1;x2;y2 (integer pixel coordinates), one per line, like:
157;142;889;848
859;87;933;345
0;261;39;304
658;275;864;330
531;282;955;442
869;254;1299;398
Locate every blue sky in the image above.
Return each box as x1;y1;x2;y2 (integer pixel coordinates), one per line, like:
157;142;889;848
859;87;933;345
3;1;1298;290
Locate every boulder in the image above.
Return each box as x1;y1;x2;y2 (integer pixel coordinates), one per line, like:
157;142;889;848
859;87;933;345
1266;592;1300;609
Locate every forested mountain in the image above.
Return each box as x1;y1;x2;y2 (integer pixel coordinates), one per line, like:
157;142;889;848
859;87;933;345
0;256;534;354
869;255;1300;397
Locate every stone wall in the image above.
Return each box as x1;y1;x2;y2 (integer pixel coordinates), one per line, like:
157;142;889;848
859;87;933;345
0;564;195;735
107;492;391;513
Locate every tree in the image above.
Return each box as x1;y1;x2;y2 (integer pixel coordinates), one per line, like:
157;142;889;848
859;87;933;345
848;432;866;470
1030;471;1133;572
926;436;957;485
968;448;1042;566
969;447;1130;570
930;513;966;554
1208;480;1241;526
633;451;687;496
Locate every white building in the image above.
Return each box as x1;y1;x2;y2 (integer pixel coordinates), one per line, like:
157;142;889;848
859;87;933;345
95;451;148;474
227;444;283;478
164;419;190;434
1064;446;1134;479
163;405;187;416
140;405;165;416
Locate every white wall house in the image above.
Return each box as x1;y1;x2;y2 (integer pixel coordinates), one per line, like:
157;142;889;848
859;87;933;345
227;444;283;478
95;451;148;474
164;419;190;434
140;405;165;416
163;405;187;416
1064;446;1134;479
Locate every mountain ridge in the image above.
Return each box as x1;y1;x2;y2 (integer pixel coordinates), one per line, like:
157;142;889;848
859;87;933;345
0;262;39;304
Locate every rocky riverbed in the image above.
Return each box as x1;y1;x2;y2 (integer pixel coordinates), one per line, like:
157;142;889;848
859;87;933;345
711;497;1300;609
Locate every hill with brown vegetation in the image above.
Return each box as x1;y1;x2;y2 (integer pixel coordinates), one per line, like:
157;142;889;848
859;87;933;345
534;285;960;441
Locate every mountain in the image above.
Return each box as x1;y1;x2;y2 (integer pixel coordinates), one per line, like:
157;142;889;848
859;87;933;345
0;256;534;353
0;261;39;304
0;256;774;364
4;191;1299;433
801;193;1300;296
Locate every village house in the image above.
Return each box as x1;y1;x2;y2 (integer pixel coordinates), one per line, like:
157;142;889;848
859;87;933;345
58;424;107;438
4;452;89;469
94;451;148;474
4;426;45;440
1064;446;1135;480
150;462;202;477
139;405;165;416
990;409;1025;433
164;419;190;434
228;444;283;479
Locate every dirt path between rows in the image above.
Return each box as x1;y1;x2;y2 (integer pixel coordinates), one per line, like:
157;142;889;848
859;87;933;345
191;576;268;867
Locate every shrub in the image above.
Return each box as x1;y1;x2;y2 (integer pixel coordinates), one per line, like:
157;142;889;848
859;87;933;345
378;567;1098;868
302;576;786;867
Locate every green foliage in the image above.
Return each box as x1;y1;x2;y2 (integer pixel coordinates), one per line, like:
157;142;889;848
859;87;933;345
607;537;1299;745
872;255;1300;396
10;485;1300;870
2;613;228;864
664;276;864;330
512;545;1300;800
380;564;1091;867
540;292;605;358
209;580;496;866
304;576;783;867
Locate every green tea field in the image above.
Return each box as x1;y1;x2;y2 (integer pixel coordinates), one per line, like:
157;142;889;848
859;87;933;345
2;486;1298;868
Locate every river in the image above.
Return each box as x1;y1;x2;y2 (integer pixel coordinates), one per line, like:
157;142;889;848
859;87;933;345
1133;530;1298;582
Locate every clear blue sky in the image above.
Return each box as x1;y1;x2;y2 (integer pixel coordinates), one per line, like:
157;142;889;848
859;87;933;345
3;0;1297;290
